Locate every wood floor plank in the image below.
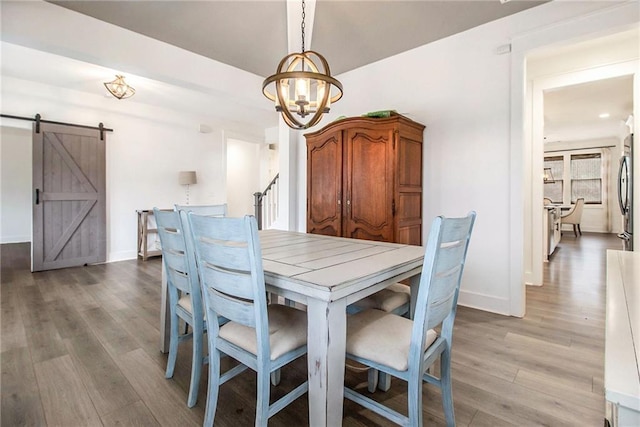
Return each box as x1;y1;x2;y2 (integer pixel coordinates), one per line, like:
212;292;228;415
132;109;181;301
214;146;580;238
54;280;101;312
47;298;94;340
33;354;102;426
0;279;27;352
63;333;140;416
513;368;604;413
109;306;168;367
84;280;130;312
0;347;47;426
468;410;518;427
100;400;160;427
451;360;602;425
115;348;201;426
80;306;140;356
18;283;68;363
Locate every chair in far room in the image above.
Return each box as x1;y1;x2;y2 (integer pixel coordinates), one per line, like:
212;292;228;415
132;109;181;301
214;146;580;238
561;197;585;237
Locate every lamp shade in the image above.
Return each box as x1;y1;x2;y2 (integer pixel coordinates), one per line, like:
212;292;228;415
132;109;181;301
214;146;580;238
178;171;197;185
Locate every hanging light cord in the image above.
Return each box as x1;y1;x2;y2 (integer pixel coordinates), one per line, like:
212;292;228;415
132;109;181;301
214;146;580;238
301;0;306;53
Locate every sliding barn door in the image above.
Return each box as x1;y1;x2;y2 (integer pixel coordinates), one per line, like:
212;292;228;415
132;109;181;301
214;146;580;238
32;122;106;272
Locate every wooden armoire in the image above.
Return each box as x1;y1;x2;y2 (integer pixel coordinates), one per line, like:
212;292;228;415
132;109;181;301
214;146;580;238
305;114;425;245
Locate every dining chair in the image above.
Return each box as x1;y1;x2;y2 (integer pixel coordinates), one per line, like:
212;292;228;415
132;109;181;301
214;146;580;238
153;208;214;408
344;211;476;427
560;197;584;237
347;282;411;317
174;203;228;217
187;214;308;427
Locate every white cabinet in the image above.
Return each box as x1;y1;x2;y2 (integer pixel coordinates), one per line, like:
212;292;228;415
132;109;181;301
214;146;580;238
605;250;640;427
543;206;561;261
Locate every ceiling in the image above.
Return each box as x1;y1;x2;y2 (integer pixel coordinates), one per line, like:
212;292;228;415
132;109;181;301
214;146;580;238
544;75;634;143
47;0;548;77
1;1;635;139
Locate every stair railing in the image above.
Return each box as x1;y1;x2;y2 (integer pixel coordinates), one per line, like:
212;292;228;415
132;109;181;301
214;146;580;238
254;173;279;230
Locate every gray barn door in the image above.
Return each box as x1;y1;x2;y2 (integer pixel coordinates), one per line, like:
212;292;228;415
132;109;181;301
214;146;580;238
32;122;106;272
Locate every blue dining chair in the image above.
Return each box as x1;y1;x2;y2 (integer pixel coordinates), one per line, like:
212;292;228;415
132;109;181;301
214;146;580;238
174;204;228;218
344;211;476;427
154;208;219;408
347;282;411;317
187;214;308;427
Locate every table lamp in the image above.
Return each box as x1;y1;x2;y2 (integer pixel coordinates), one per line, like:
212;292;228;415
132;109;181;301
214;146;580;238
178;171;197;205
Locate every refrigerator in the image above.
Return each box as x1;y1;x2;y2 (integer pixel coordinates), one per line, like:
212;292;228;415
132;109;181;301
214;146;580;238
617;134;633;251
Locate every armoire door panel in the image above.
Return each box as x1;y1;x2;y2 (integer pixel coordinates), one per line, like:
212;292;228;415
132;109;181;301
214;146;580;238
307;132;342;236
398;137;423;188
345;129;393;241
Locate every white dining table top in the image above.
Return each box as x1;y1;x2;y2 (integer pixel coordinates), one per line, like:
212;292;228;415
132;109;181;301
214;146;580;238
258;229;426;302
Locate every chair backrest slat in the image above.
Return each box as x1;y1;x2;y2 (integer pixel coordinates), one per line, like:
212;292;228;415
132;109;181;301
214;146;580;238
198;248;256;301
175;204;227;217
207;287;257;327
188;214;268;332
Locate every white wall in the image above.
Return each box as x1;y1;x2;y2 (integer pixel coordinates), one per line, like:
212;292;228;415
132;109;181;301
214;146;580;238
226;138;260;217
0;126;31;243
294;1;639;315
0;76;265;261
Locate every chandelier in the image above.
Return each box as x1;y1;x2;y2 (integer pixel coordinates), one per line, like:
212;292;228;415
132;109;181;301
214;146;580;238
104;75;135;100
262;0;343;130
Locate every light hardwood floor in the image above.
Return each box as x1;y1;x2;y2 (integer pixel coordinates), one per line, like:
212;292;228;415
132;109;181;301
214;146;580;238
1;232;622;426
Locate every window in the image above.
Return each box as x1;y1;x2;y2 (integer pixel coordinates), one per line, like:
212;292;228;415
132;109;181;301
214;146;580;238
544;156;563;203
571;153;602;204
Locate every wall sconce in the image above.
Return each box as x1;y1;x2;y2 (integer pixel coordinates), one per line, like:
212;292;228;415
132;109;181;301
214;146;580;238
178;171;197;205
543;167;555;184
104;75;135;100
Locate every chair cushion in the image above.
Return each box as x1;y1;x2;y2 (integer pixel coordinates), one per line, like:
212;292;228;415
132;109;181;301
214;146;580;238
219;304;307;360
353;283;410;312
346;309;437;371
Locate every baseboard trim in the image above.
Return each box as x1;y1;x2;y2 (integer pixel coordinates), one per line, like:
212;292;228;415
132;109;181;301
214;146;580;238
457;289;513;316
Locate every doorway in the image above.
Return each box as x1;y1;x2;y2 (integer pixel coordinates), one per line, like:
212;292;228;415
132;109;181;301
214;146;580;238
226;138;260;217
529;55;638;287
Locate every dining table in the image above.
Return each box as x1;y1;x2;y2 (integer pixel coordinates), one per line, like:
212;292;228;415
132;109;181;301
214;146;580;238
160;229;425;426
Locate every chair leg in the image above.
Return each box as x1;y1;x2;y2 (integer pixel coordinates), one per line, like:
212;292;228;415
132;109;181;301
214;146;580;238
573;224;578;237
204;348;221;427
408;372;423;427
367;368;378;393
165;313;179;379
187;323;203;408
440;347;455;427
377;371;391;392
270;369;281;386
256;366;270;426
577;224;582;235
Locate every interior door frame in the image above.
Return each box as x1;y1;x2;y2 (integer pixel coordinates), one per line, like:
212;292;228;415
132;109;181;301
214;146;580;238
508;3;638;317
529;61;638;288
